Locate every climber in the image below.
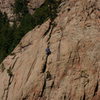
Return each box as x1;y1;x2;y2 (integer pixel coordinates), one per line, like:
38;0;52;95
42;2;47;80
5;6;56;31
45;47;51;55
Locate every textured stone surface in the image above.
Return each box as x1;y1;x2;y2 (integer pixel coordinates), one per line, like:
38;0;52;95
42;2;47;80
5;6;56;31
0;0;100;100
27;0;45;14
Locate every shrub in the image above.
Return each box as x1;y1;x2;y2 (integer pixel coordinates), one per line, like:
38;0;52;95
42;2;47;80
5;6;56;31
7;68;13;77
0;63;5;72
14;0;28;15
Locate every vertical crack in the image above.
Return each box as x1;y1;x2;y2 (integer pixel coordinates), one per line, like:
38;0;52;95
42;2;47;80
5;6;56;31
83;93;86;100
80;86;86;100
11;57;19;70
41;0;62;73
42;56;48;73
2;57;18;100
40;21;56;99
57;27;63;61
5;76;12;100
43;22;52;37
39;77;46;97
42;21;55;73
93;81;99;97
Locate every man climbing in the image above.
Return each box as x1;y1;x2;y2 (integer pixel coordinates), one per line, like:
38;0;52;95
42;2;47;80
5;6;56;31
45;47;51;55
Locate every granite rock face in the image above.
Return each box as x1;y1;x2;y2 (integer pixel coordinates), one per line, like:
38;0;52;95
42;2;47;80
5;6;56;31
27;0;45;14
0;0;100;100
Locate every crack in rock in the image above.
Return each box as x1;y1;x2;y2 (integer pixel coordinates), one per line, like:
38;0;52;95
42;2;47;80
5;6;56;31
2;57;18;100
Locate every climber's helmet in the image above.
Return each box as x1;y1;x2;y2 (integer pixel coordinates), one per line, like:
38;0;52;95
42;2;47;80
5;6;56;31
45;48;51;55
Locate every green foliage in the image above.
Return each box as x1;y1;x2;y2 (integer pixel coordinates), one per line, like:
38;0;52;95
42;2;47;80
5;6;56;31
0;0;61;63
7;68;13;77
14;0;28;15
0;12;14;61
32;0;61;24
0;11;8;27
0;63;5;72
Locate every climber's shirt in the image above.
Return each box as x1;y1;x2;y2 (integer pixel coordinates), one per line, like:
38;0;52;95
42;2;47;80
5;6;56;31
46;48;51;55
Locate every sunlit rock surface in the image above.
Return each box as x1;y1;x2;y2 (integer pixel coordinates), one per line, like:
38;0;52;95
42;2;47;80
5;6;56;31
0;0;100;100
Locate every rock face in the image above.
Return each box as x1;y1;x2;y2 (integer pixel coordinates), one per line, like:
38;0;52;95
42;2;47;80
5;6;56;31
28;0;45;14
0;0;100;100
